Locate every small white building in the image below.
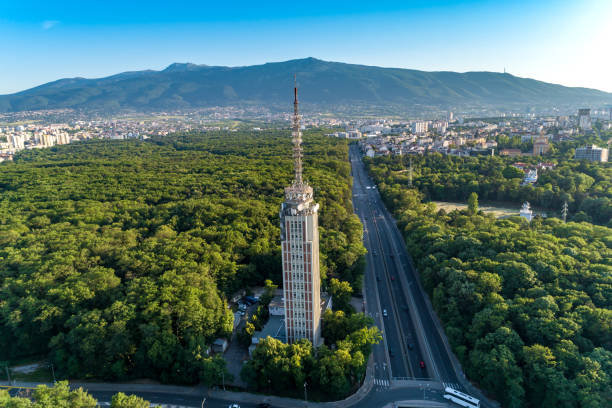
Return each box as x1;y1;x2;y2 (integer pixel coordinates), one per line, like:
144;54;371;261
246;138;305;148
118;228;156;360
520;202;533;222
212;338;229;354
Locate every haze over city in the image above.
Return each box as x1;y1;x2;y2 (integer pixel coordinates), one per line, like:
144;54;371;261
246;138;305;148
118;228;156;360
1;0;612;94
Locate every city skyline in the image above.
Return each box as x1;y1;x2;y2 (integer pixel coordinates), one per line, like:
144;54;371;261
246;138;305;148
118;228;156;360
1;0;612;94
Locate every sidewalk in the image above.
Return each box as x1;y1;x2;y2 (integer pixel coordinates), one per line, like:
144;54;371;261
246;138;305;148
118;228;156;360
208;356;375;408
0;380;205;396
0;356;374;408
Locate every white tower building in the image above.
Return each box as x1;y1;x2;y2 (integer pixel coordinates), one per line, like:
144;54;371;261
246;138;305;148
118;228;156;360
578;108;592;131
280;81;322;345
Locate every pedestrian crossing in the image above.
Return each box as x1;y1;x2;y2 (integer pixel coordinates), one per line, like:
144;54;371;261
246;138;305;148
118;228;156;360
374;378;390;388
98;403;196;408
443;382;463;392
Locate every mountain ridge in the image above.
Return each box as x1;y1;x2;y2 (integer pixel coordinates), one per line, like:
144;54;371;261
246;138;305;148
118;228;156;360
1;57;611;113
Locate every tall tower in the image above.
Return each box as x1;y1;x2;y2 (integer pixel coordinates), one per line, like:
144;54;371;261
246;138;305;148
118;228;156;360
280;80;322;345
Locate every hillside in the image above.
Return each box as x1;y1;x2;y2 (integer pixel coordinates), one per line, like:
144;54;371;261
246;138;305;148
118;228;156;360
1;58;611;113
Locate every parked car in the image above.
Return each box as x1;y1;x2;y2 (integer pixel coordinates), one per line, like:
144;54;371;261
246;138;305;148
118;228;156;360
383;309;388;317
376;275;381;282
420;361;426;369
407;343;414;350
243;296;259;305
228;404;240;408
389;348;395;357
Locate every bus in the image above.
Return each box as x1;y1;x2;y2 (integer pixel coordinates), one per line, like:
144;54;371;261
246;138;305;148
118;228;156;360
444;387;480;408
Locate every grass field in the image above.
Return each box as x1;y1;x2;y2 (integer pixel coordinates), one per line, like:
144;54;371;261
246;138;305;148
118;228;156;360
432;201;546;218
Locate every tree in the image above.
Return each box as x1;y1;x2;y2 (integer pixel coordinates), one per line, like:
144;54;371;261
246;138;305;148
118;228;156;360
329;278;353;313
0;131;367;385
467;192;479;214
30;382;97;408
502;165;524;179
365;153;612;407
199;355;232;387
110;393;150;408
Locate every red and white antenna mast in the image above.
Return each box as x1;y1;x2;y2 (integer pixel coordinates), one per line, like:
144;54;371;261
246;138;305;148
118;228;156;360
292;74;303;184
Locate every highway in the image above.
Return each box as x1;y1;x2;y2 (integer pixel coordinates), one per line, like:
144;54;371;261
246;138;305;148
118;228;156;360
349;144;463;390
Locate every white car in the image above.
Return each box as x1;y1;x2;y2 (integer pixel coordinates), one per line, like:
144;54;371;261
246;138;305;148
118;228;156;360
228;404;240;408
383;309;388;317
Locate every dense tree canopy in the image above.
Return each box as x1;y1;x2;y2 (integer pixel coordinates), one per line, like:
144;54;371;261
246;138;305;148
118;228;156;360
366;156;612;408
0;382;152;407
241;311;381;401
0;131;365;384
366;144;612;226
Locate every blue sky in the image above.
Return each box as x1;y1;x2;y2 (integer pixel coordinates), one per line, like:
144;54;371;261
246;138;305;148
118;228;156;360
1;0;611;94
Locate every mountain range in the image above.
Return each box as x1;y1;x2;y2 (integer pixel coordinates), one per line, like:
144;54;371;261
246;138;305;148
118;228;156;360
1;57;611;113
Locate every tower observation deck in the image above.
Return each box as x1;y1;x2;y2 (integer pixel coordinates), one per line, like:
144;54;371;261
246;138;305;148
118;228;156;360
280;81;322;345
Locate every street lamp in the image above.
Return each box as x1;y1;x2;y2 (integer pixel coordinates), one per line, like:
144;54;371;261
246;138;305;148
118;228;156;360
3;364;11;384
49;364;56;383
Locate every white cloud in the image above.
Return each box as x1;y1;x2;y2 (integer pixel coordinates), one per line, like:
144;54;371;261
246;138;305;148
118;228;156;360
42;20;59;30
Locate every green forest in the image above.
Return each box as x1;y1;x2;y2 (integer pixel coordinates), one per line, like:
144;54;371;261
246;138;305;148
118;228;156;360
0;131;365;384
366;149;612;226
366;156;612;408
0;381;152;407
241;310;381;401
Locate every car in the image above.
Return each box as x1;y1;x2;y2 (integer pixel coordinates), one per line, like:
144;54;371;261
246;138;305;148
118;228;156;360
407;343;414;350
390;253;394;258
228;404;240;408
391;276;395;281
383;309;388;317
256;404;271;408
389;348;394;357
420;361;426;369
239;310;246;316
372;250;377;256
402;305;409;311
376;275;381;282
244;295;259;305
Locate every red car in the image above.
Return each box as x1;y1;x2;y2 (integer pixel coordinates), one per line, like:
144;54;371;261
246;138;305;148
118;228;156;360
420;361;426;369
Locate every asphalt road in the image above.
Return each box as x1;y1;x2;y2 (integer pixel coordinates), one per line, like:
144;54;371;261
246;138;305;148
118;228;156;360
349;145;463;390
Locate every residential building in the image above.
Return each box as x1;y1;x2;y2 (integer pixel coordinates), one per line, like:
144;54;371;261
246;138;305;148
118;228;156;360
574;145;608;162
533;136;550;155
500;148;523;157
411;121;428;134
578;108;592;131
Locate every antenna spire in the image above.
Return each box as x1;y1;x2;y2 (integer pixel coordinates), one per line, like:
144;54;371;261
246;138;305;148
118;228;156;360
292;75;303;184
